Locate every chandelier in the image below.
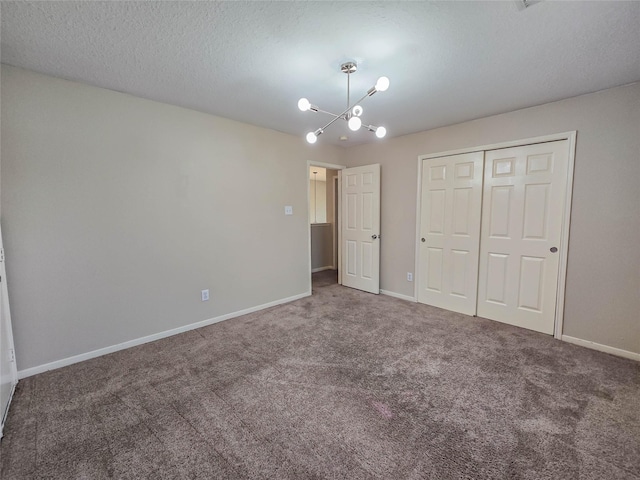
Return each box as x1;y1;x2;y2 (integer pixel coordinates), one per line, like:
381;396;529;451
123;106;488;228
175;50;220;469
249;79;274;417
298;61;389;144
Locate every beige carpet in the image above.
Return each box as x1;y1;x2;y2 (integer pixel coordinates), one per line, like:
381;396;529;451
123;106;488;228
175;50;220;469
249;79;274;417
1;270;639;479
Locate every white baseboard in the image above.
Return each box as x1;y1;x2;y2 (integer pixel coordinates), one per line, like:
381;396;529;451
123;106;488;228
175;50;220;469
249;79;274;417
380;289;417;303
18;291;312;379
311;266;334;273
561;335;640;362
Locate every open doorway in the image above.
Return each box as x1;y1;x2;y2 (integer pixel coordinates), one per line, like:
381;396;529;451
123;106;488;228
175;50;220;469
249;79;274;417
309;164;343;292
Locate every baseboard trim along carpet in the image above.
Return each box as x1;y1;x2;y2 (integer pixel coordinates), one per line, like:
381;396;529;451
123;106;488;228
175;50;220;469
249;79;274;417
562;335;640;361
311;266;334;273
17;291;638;379
17;291;312;379
380;289;417;303
378;291;638;362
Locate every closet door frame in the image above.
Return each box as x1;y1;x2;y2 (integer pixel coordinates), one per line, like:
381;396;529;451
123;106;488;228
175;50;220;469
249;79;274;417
415;131;576;339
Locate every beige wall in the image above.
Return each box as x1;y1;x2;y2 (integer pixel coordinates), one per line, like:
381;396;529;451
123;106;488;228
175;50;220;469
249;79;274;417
325;169;338;226
344;82;640;354
309;178;327;224
1;66;341;371
310;224;333;270
2;65;638;372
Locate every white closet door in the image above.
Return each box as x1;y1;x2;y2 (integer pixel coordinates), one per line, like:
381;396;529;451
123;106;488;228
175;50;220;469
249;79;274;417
418;152;484;315
477;140;569;334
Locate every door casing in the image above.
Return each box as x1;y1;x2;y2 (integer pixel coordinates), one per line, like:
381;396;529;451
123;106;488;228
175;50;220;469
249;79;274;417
0;225;18;438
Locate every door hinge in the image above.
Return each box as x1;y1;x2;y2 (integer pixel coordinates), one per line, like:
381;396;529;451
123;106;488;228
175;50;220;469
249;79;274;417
9;349;15;362
0;249;4;262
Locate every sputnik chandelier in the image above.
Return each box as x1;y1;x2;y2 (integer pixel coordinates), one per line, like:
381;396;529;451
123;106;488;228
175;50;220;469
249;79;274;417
298;61;389;143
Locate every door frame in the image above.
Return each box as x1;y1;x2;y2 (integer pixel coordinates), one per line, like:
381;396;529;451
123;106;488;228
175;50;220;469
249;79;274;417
307;161;346;294
415;131;577;339
336;171;342;285
0;225;18;438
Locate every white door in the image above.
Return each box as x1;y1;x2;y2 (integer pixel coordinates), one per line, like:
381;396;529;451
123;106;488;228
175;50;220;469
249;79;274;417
418;152;484;315
477;140;569;334
342;164;381;294
0;227;18;437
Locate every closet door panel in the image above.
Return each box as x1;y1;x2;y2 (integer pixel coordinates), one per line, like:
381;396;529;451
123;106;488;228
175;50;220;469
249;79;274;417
418;152;484;315
477;141;569;334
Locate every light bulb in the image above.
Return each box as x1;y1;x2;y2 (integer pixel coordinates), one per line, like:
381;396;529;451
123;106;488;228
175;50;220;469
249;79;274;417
352;105;363;117
348;116;362;131
306;132;317;144
375;126;387;138
375;76;390;92
298;98;311;112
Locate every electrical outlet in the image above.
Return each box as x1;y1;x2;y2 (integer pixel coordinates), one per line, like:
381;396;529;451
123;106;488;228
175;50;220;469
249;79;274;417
201;289;210;302
284;205;293;215
407;272;413;282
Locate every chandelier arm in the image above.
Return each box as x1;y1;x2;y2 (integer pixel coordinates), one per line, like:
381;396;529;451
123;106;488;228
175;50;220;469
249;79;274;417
319;92;371;128
317;91;371;132
315;108;344;119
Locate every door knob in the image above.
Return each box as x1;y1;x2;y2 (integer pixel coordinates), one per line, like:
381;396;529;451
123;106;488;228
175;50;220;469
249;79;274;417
421;238;426;242
550;247;558;253
371;234;378;240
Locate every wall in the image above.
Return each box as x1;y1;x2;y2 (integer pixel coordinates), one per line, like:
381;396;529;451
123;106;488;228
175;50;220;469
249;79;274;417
344;83;640;355
1;66;341;373
309;178;327;223
310;224;333;271
326;169;339;268
325;169;338;224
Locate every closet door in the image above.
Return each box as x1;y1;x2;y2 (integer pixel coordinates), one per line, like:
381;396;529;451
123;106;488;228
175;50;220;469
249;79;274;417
417;152;483;315
477;141;569;334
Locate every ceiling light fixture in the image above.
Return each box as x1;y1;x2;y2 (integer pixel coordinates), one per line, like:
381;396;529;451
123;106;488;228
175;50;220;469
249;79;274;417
299;61;389;144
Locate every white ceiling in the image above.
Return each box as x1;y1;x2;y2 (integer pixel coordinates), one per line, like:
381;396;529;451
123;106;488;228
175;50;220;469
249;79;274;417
2;1;639;147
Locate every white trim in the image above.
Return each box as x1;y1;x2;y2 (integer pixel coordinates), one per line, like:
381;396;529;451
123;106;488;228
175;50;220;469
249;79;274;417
312;266;334;273
381;289;417;303
0;383;16;439
553;132;577;339
414;156;424;301
307;165;313;295
0;224;19;437
337;170;342;285
333;175;339;270
561;335;640;362
418;131;578;161
308;161;347;171
18;291;311;379
416;131;577;341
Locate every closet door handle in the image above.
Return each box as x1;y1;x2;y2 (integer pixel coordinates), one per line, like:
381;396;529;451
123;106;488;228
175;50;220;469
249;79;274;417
550;247;558;253
421;238;426;242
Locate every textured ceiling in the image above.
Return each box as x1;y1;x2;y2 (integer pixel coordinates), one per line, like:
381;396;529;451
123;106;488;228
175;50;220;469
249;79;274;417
2;1;639;147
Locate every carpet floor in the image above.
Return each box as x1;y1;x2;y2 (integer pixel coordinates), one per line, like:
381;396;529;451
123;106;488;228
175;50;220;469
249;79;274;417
1;270;639;479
